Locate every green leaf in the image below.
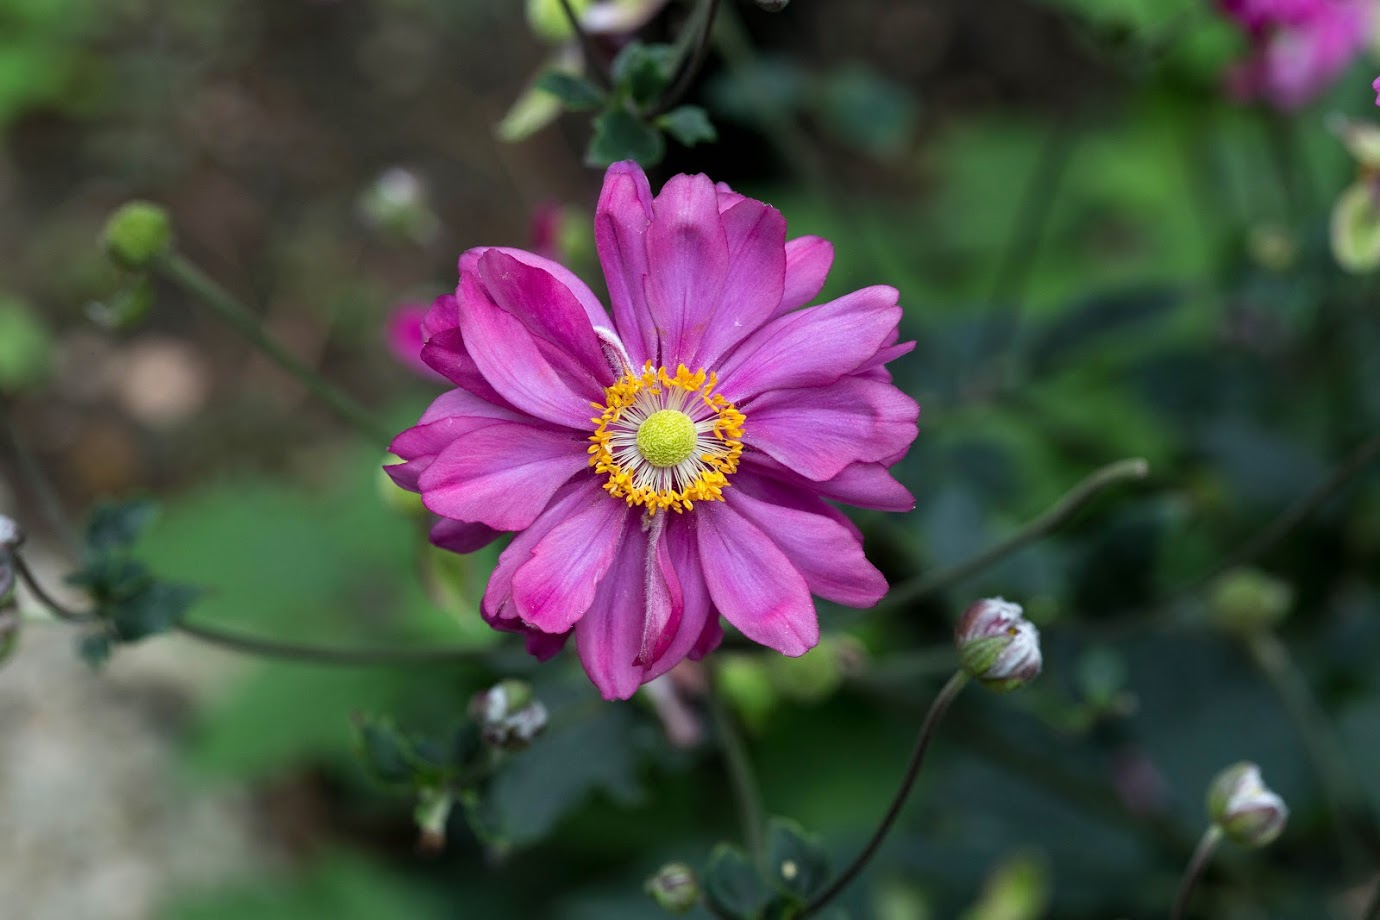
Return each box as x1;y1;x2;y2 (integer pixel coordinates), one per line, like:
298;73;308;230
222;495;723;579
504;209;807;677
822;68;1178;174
106;579;201;641
1331;180;1380;274
85;498;158;556
585;108;665;167
704;844;772;920
611;41;676;107
76;630;112;668
356;715;416;786
656;105;717;147
497;79;565;143
85;275;154;331
67;555;153;601
535;70;606;111
764;818;830;905
813;64;917;161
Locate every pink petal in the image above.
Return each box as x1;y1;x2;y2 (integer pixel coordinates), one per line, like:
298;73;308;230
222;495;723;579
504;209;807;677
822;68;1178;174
691;198;787;369
417;421;588;530
460;245;614;340
385;303;446;381
731;474;888;607
646;516;716;676
484;479;605;621
430;518;502;554
575;522;654;700
776;236;834;316
638;516;684;667
743;376;919;481
743;454;915;512
420;328;515;409
476;250;615;388
511;493;631;633
386;389;528;490
455;272;600;429
596;161;658;367
715;285;902;402
645;172;729;368
421;292;459;340
695;500;818;656
713;181;747;212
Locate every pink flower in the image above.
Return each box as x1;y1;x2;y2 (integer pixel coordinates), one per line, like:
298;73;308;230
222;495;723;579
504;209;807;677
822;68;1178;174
1373;74;1380;103
387;162;918;700
1219;0;1373;109
385;301;448;382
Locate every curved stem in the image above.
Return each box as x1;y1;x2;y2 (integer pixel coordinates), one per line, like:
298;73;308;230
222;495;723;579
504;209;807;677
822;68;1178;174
1245;631;1373;863
646;0;721;118
1363;879;1380;920
1170;825;1222;920
879;458;1149;611
557;0;611;90
707;667;766;866
152;253;393;444
800;671;969;918
0;400;81;553
174;620;484;666
12;553;94;624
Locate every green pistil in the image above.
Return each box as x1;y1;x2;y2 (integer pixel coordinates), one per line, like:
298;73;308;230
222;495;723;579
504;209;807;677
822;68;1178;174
636;409;697;468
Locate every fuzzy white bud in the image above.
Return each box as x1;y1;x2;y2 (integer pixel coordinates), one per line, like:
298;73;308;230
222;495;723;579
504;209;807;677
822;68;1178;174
1208;762;1288;847
955;597;1042;691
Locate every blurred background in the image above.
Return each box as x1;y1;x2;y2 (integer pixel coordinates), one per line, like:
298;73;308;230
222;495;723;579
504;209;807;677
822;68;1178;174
2;0;1379;917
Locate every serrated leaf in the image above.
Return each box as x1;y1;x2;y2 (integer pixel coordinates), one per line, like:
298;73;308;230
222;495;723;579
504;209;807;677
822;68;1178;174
765;818;830;905
585;108;665;167
657;105;716;147
704;844;772;920
85;498;158;556
611;41;676;107
106;579;202;641
535;70;606;111
67;555;153;601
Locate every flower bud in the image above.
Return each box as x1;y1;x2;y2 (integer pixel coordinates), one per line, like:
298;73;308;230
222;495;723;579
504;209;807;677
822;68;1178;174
102;201;173;271
414;786;454;852
1207;762;1288;847
644;862;699;914
1209;568;1292;634
357;167;440;244
469;679;548;750
955;597;1042;691
0;515;20;549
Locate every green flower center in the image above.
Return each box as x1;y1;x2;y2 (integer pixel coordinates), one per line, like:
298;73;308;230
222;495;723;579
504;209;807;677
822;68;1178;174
636;409;698;468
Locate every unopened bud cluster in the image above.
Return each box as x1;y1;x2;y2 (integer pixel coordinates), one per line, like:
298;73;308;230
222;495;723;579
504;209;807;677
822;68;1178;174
1208;762;1288;848
469;679;548;750
955;597;1042;691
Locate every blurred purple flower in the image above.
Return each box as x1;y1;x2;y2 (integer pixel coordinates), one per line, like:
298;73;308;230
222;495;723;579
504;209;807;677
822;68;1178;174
386;162;918;699
1219;0;1373;110
1373;73;1380;103
385;301;448;382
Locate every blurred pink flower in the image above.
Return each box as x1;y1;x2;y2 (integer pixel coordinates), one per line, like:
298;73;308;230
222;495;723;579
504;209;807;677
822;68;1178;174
385;301;447;382
1219;0;1373;109
1373;73;1380;103
387;162;918;699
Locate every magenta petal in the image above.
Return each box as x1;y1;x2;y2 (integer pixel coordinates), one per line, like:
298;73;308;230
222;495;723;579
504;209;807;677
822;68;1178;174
417;422;587;530
430;518;502;555
696;501;818;656
575;522;653;700
645;172;729;368
456;273;600;428
385;303;445;381
638;517;684;667
644;517;715;679
692;198;787;369
596;162;658;367
744;454;915;513
476;250;614;387
483;479;604;621
420;329;515;409
511;495;630;633
731;475;888;607
420;292;460;340
776;236;834;316
459;245;612;332
743;377;919;482
715;285;902;402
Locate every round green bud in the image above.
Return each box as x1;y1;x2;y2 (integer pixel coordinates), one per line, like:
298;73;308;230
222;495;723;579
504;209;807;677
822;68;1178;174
102;201;173;271
1209;568;1292;634
645;862;699;914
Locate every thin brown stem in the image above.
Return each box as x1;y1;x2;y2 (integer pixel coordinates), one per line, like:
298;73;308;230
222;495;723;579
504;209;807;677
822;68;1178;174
558;0;611;90
800;671;969;917
879;458;1149;611
1170;825;1223;920
646;0;721;118
12;553;94;624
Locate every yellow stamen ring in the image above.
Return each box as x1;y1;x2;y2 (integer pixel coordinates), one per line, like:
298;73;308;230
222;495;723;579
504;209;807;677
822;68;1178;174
588;362;746;515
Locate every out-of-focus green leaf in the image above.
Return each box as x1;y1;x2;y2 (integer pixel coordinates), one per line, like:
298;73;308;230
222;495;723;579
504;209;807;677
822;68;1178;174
958;852;1050;920
657;105;717;147
611;42;676;108
498;73;568;142
536;70;606;111
586;108;665;167
813;64;917;161
84;498;159;556
1331;180;1380;274
106;579;201;641
764;818;829;905
0;296;53;393
704;844;772;920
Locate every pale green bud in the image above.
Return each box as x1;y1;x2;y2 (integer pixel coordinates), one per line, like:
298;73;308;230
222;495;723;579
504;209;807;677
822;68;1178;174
102;201;173;271
644;862;699;913
1208;762;1288;848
